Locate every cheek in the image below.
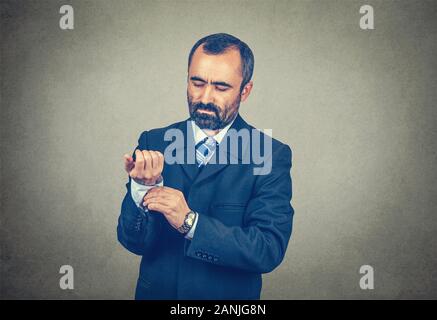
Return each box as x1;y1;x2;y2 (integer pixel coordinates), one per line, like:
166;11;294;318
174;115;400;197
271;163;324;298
225;93;241;108
187;86;200;100
217;91;236;105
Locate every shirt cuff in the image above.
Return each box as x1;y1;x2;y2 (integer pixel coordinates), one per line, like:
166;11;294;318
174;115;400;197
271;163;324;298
184;212;199;240
130;177;164;209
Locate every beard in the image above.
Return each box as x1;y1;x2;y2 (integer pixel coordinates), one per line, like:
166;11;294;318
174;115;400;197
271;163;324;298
187;94;241;130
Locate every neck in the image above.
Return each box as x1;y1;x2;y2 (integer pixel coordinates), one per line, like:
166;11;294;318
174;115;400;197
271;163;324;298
202;128;220;137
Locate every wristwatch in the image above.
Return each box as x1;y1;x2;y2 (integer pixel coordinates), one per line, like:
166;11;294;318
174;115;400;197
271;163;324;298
177;211;197;235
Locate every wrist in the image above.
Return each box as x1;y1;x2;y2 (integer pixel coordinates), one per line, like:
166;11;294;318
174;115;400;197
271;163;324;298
177;210;197;235
134;175;163;186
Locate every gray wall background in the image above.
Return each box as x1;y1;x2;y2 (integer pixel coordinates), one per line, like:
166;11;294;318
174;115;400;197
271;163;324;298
1;0;436;299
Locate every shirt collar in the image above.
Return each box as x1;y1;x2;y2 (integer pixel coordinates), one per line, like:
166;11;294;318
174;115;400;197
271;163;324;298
190;115;237;145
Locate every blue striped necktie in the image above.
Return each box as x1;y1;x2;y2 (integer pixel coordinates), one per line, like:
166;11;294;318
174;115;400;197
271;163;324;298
195;137;218;167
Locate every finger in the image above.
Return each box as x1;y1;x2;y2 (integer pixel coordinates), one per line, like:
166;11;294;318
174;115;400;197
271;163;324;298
145;187;181;201
149;150;159;178
147;186;173;192
143;187;172;200
143;193;174;201
143;197;166;207
123;154;134;172
131;150;144;178
142;150;153;179
149;151;159;176
143;186;169;197
144;197;177;211
160;186;182;196
151;151;164;177
145;200;170;214
156;151;165;175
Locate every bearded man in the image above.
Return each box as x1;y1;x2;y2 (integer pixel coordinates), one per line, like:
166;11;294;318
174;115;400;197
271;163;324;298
117;33;294;300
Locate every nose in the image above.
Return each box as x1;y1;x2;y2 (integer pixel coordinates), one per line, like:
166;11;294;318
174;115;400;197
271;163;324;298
200;85;214;105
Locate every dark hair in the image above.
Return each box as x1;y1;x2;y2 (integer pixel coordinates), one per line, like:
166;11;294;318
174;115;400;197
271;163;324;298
188;33;254;91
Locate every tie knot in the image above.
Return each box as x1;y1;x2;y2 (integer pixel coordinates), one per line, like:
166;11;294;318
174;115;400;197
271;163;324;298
205;136;217;147
196;136;217;149
195;136;218;167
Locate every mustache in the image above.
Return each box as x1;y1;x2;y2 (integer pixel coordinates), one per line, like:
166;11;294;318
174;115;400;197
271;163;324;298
193;102;220;116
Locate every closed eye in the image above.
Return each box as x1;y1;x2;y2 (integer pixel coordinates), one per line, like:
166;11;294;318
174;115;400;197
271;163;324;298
192;81;205;87
215;86;229;92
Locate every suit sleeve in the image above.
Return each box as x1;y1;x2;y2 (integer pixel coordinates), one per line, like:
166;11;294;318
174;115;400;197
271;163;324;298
117;131;163;256
184;144;294;273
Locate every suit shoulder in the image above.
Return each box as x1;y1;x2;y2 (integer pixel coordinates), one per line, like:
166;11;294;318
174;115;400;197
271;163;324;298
246;123;292;155
138;120;185;145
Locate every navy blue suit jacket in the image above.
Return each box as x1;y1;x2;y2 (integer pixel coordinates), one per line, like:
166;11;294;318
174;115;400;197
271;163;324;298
117;114;294;299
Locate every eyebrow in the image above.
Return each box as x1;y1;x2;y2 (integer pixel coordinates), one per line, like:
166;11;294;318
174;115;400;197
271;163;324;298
190;76;233;88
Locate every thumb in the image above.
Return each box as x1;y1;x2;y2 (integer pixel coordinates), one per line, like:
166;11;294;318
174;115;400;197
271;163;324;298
123;154;134;172
123;154;133;162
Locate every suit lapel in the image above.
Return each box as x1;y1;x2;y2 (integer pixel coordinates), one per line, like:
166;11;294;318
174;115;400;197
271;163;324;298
174;118;199;182
167;114;252;184
193;114;251;185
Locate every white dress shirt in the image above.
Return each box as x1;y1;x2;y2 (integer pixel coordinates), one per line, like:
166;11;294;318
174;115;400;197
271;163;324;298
130;117;236;240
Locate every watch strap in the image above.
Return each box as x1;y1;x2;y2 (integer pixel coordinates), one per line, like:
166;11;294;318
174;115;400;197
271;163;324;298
177;211;196;234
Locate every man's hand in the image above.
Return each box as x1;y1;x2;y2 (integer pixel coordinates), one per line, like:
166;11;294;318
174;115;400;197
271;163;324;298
142;187;191;229
123;150;164;185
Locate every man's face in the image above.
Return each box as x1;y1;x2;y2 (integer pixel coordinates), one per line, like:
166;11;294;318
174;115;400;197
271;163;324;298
187;45;247;130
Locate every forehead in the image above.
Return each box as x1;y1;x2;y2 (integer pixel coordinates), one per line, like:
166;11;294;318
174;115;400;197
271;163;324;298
189;45;242;82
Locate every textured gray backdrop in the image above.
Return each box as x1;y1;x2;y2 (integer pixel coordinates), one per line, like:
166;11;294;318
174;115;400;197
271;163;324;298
1;0;436;299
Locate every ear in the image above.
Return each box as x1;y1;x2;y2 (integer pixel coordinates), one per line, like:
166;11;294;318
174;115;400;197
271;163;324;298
240;81;253;103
